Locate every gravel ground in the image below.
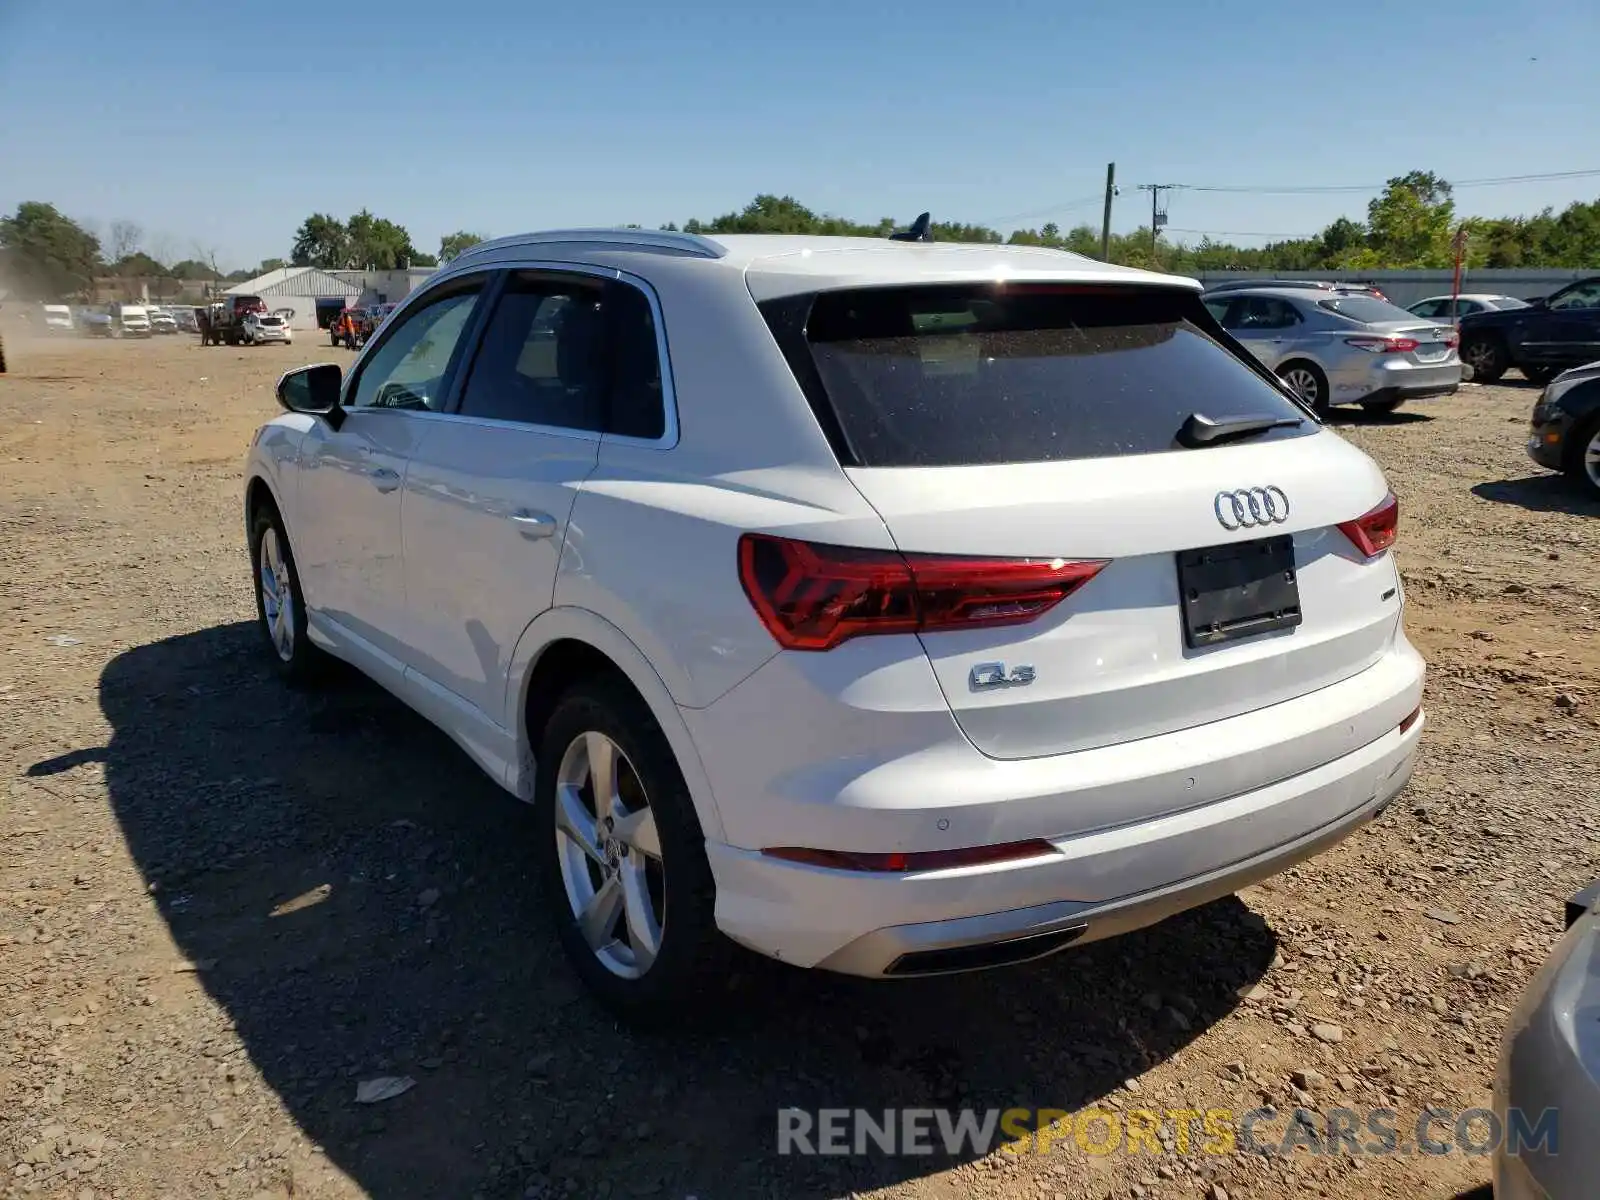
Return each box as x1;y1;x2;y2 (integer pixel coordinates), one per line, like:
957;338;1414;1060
1;330;1597;1200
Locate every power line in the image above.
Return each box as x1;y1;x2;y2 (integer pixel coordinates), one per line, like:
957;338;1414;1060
1167;227;1320;239
1137;167;1600;195
980;193;1106;228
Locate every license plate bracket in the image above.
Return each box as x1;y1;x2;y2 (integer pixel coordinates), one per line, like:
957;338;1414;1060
1177;534;1301;649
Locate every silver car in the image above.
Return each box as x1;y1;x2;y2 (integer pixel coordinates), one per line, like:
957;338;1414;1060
1408;293;1531;321
1494;881;1600;1200
1203;287;1462;414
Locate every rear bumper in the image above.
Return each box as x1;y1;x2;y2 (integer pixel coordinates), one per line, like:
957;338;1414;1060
1330;356;1461;405
700;640;1425;974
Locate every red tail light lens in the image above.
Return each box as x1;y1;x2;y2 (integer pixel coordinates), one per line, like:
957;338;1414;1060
737;533;1107;651
1338;492;1400;557
1443;331;1459;348
1344;336;1420;354
762;839;1057;872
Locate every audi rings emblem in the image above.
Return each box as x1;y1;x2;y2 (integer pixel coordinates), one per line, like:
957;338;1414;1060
1214;486;1290;530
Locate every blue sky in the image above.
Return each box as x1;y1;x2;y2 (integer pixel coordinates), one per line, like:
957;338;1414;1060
3;0;1597;270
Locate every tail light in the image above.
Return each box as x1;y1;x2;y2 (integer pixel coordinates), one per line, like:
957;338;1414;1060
1338;492;1400;557
762;839;1058;872
737;533;1106;652
1442;331;1459;348
1344;336;1420;354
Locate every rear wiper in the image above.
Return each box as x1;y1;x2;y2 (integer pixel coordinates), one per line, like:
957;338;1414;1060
1177;411;1305;448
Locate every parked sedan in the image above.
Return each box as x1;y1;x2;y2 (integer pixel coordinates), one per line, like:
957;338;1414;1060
1408;294;1529;322
1460;277;1600;385
1526;361;1600;499
1203;287;1461;414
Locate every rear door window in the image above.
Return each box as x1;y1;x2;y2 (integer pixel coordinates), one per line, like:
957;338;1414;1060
761;283;1313;467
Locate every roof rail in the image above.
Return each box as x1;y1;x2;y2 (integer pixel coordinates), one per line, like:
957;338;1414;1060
449;228;726;265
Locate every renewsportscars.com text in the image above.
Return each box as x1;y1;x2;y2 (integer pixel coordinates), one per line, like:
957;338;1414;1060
777;1105;1558;1159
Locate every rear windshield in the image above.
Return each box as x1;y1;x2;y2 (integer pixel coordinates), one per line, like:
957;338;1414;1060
760;284;1312;467
1316;296;1420;324
1492;297;1529;309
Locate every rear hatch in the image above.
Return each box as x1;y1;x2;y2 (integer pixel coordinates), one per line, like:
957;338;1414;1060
758;281;1403;760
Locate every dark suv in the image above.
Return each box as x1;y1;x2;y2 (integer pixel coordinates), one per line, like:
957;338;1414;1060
1459;277;1600;385
201;294;268;346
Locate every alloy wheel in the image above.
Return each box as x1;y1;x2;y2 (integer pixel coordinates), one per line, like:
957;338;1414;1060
1586;427;1600;492
1463;342;1495;375
1282;367;1320;405
553;731;665;980
258;527;295;662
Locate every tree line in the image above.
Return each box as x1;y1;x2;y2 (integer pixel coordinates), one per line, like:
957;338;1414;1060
668;174;1600;274
0;203;487;302
5;172;1598;303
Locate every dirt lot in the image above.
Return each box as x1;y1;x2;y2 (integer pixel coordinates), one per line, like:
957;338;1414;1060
1;329;1597;1200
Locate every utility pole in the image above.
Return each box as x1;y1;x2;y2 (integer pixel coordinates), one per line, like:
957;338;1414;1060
1100;162;1116;261
1137;184;1174;264
1450;226;1470;319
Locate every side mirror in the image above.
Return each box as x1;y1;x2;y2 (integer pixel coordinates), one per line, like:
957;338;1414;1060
277;364;345;431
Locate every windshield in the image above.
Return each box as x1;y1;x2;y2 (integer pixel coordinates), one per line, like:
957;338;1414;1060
1317;295;1424;324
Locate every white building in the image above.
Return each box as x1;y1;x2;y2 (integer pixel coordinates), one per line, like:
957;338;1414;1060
330;267;437;309
224;267;361;330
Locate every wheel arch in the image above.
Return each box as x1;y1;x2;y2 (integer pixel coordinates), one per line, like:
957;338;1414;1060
244;473;282;537
504;607;725;841
1563;409;1600;479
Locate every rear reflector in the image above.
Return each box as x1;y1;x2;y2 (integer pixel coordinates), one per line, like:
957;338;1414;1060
1337;492;1400;557
762;839;1058;873
737;533;1106;651
1399;706;1422;734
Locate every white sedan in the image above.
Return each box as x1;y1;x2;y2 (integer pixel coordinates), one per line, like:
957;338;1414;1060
242;313;293;345
1407;293;1530;321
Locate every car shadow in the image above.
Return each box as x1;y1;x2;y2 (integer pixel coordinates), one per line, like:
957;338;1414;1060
1472;474;1600;516
1322;408;1434;427
80;623;1278;1199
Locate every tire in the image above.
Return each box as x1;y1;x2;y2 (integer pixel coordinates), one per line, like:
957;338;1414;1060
1563;413;1600;502
1522;365;1559;387
533;675;729;1026
1461;335;1507;383
1278;360;1330;416
1360;396;1406;415
248;502;325;686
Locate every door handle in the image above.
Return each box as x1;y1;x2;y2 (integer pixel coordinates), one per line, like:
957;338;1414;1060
368;466;401;493
511;510;558;539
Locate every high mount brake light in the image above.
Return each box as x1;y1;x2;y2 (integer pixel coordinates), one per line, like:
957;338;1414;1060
1338;492;1400;557
737;533;1107;652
